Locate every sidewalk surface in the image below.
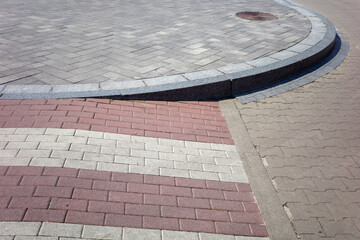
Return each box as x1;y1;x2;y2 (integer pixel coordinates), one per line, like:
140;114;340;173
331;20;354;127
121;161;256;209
0;0;359;239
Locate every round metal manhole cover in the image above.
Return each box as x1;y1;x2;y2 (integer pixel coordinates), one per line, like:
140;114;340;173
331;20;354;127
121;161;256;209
236;11;278;21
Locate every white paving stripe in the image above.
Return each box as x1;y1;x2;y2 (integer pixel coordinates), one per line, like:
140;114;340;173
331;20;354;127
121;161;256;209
0;222;269;240
0;128;248;183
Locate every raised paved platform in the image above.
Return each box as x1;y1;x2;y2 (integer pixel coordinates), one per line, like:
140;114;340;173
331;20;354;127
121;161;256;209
0;0;336;100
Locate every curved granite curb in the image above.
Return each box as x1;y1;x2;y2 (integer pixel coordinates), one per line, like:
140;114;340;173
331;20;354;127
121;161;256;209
236;28;349;103
0;0;336;100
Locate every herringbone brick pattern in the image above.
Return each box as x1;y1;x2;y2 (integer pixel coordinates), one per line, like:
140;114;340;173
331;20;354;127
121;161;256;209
0;0;310;85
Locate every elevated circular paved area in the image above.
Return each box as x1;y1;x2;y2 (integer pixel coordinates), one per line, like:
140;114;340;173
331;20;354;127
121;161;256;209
0;0;338;100
0;0;309;85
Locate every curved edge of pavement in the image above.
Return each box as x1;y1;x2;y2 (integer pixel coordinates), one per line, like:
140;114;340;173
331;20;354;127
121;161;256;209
0;0;336;101
235;28;349;103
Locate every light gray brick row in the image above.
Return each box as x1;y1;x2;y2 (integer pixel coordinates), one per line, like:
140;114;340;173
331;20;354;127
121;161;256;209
0;128;248;182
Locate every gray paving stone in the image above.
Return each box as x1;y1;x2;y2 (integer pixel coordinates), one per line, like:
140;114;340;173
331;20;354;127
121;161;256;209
163;230;199;240
0;222;41;236
82;225;122;239
52;84;99;93
123;228;161;240
39;223;82;238
0;0;310;87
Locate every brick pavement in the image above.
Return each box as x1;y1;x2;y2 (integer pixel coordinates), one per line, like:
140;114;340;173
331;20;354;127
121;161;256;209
228;0;360;238
0;100;268;239
0;0;310;85
0;99;233;144
0;166;266;236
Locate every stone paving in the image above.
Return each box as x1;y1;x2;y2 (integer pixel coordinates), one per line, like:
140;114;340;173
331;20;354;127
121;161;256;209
0;100;268;239
0;0;355;239
226;0;360;239
0;0;310;85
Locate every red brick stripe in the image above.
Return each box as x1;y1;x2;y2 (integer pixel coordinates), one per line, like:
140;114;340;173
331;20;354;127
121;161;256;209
0;99;233;144
0;166;267;237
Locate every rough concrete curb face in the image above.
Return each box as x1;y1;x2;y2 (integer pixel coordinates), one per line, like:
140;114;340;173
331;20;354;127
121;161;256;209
0;0;336;100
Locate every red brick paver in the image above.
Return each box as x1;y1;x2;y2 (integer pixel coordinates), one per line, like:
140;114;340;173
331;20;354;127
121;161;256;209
0;166;267;237
0;99;233;144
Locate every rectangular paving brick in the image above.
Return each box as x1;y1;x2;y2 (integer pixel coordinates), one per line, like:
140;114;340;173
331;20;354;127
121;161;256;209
9;196;50;209
243;202;260;213
144;175;175;186
161;206;195;219
49;198;88;211
0;176;22;186
78;169;111;180
34;186;72;198
215;222;251;236
66;211;104;225
160;185;192;197
93;180;126;192
88;201;124;214
127;182;159;194
57;177;92;189
43;167;78;177
50;116;79;123
205;180;237;191
105;214;142;228
177;197;210;209
0;186;35;197
179;219;216;233
125;203;160;217
72;189;107;201
0;208;26;221
196;209;230;222
235;183;252;192
143;216;180;231
175;178;206;188
112;172;144;183
223;191;255;202
24;209;66;222
250;224;268;237
109;191;143;204
144;194;177;206
192;188;224;199
210;199;244;212
229;212;263;224
7;166;43;176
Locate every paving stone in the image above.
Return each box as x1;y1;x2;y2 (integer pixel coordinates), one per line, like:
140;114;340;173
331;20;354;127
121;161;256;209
39;222;83;238
0;222;41;236
82;225;122;239
123;228;161;240
162;230;198;240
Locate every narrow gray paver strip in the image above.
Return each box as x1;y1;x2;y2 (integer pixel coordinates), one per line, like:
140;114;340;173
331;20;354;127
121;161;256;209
0;223;270;240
